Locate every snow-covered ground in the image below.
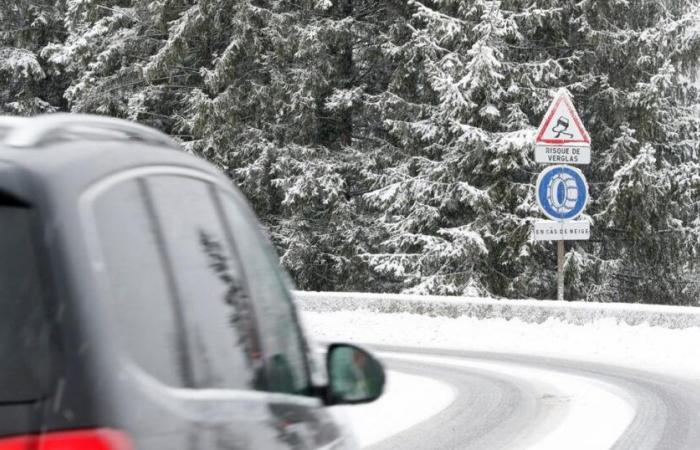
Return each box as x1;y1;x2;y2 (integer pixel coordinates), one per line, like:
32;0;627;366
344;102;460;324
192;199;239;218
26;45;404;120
331;370;455;448
371;352;636;450
295;290;700;328
306;309;700;448
304;311;700;380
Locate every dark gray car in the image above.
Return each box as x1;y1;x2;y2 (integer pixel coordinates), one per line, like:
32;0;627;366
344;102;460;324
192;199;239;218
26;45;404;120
0;114;384;450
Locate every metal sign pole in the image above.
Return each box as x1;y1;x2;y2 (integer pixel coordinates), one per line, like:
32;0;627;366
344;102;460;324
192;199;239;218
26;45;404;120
557;240;564;301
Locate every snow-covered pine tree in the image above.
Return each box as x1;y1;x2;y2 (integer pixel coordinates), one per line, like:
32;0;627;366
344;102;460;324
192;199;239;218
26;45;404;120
358;0;700;302
0;0;67;114
586;1;700;304
4;0;697;303
141;0;381;290
359;1;553;296
42;0;181;132
37;0;393;291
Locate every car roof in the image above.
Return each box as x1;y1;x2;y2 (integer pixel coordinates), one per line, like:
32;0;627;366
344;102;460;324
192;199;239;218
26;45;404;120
0;114;227;204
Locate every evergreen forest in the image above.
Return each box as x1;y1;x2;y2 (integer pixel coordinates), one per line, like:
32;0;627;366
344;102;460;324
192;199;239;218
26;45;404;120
2;0;700;304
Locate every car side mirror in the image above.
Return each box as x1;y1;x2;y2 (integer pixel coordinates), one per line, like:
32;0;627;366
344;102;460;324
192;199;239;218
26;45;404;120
325;343;385;405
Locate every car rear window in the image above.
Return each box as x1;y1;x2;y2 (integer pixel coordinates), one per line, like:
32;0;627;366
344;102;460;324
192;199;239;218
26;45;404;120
0;205;50;402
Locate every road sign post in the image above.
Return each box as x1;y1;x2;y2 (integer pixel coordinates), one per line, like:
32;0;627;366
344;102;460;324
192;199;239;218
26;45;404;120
557;240;564;301
533;89;591;301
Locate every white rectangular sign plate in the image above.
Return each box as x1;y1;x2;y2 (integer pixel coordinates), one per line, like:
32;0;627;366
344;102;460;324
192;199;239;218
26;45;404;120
532;220;590;241
535;145;590;165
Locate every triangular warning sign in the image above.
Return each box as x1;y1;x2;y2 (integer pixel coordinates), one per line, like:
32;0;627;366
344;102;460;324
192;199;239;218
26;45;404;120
535;90;590;146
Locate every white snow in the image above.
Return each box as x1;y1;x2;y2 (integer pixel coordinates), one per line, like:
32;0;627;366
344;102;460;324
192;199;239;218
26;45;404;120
304;310;700;380
305;309;700;448
295;290;700;328
0;48;45;80
314;0;333;10
330;369;455;448
375;352;635;450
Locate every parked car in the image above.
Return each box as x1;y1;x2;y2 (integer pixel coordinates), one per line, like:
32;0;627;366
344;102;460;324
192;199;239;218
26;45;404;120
0;114;384;450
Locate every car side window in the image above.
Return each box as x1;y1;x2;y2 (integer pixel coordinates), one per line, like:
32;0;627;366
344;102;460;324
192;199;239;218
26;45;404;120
217;189;311;396
92;180;189;387
146;176;263;390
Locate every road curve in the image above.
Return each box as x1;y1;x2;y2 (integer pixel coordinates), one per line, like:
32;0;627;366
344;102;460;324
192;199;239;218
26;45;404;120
364;344;700;450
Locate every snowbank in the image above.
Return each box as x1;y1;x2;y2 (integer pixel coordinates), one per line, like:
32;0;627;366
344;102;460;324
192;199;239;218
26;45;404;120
295;291;700;329
303;310;700;380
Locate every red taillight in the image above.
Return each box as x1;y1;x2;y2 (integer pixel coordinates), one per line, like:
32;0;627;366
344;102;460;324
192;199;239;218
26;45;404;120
0;429;133;450
39;429;133;450
0;435;33;450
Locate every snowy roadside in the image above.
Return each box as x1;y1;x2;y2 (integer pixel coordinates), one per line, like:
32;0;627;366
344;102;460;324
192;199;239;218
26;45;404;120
372;351;636;450
305;309;700;448
329;370;455;448
295;291;700;329
303;310;700;381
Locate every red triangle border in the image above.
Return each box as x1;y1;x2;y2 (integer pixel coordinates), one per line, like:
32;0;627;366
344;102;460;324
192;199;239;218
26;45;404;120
535;95;590;145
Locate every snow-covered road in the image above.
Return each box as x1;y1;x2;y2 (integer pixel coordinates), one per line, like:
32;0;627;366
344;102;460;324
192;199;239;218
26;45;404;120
362;347;700;449
306;310;700;449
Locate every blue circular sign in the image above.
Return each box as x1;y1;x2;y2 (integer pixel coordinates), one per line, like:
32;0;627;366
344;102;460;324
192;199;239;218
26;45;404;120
536;165;588;221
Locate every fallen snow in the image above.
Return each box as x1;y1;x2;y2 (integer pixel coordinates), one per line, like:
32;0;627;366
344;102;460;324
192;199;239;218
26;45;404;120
304;310;700;380
305;310;700;448
295;290;700;328
330;369;455;448
376;352;635;450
